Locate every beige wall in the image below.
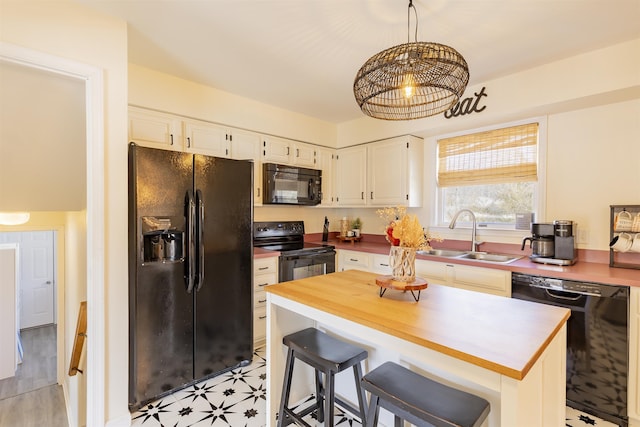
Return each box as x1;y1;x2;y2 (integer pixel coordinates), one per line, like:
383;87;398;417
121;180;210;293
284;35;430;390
1;1;129;425
131;41;640;252
129;64;337;147
64;211;87;427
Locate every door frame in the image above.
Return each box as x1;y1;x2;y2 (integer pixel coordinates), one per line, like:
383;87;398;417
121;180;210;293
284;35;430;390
1;42;105;425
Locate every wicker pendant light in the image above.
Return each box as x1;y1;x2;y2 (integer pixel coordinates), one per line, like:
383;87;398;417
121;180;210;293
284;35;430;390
353;0;469;120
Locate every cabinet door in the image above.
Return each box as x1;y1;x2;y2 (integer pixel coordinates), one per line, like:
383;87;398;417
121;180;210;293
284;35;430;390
262;136;291;163
292;142;316;167
128;107;182;151
336;146;367;206
415;259;450;286
184;120;230;157
450;264;511;297
230;129;263;205
368;137;408;206
317;147;336;206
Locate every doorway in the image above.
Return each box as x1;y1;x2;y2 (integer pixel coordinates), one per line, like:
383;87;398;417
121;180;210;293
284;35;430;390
0;231;56;328
0;230;58;402
1;40;106;425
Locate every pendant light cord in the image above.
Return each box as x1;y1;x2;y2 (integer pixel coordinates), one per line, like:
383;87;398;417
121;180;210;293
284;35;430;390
407;0;418;43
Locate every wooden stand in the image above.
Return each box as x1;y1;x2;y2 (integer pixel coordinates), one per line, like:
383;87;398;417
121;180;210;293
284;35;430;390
337;236;362;245
375;276;428;301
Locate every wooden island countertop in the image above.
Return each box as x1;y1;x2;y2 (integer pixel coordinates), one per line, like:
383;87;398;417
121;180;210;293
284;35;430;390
266;269;570;380
265;269;571;426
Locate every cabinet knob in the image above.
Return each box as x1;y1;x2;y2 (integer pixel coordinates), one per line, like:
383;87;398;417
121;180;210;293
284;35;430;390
187;137;191;147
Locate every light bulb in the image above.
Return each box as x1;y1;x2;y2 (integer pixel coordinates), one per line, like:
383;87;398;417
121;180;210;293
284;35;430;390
402;73;415;99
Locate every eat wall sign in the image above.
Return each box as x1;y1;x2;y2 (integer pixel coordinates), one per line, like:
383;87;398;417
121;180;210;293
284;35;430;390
444;86;487;119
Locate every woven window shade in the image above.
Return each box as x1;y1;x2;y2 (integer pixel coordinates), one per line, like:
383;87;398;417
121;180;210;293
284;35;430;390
437;123;538;187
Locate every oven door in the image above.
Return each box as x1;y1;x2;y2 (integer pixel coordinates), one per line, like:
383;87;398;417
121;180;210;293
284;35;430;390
279;250;335;282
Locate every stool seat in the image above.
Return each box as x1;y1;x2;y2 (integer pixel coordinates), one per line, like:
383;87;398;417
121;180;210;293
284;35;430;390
283;327;368;373
278;328;368;426
361;362;490;427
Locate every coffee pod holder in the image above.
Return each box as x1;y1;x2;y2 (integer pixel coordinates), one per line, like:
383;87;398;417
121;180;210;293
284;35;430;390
610;205;640;270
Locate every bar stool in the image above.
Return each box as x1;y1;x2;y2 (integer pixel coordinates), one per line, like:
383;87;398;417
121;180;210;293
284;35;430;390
361;362;490;427
277;328;368;426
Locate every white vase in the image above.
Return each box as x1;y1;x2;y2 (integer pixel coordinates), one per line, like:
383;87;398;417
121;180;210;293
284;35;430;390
389;246;416;282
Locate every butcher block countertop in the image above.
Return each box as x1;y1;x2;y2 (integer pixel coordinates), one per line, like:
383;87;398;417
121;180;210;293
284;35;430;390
266;269;570;381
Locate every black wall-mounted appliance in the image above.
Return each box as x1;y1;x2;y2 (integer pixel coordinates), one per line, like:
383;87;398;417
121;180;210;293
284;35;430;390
262;163;322;206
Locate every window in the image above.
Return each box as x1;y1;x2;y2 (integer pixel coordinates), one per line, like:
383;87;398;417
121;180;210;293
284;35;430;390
436;121;543;229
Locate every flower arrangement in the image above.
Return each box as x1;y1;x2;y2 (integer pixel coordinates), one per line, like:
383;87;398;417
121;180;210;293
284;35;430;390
376;206;441;250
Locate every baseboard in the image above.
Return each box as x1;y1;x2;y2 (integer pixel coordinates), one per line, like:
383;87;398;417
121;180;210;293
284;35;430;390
105;413;132;427
61;381;75;427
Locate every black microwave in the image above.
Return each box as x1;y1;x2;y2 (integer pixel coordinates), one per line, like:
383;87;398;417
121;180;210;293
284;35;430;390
263;163;322;206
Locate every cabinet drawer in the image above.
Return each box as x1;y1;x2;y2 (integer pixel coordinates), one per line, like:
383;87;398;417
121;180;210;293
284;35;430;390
254;290;267;308
371;254;391;274
254;306;267;342
339;250;370;271
254;257;278;275
254;272;277;290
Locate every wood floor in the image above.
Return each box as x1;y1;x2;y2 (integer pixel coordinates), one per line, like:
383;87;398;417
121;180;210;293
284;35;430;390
0;325;68;426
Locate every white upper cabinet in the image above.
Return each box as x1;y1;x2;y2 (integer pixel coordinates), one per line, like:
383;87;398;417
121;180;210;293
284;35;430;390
335;145;368;206
262;136;291;164
336;136;423;207
229;129;263;205
292;143;316;167
184;120;230;157
316;147;336;206
128;106;182;151
262;136;317;168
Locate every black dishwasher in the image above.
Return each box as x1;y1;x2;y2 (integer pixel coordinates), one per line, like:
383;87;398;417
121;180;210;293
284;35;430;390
511;272;629;427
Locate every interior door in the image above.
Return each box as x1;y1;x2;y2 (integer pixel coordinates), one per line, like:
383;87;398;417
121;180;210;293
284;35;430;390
20;231;55;328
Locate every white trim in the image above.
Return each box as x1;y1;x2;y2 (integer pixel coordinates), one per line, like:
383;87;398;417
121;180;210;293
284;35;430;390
431;116;549;233
0;42;106;426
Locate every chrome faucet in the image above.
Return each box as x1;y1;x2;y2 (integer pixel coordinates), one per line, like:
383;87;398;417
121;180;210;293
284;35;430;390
449;209;482;252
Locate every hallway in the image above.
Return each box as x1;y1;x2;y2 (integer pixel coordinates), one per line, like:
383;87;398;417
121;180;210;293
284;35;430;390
0;325;68;426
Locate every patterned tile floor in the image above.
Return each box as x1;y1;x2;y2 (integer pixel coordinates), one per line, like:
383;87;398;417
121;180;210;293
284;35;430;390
131;346;623;427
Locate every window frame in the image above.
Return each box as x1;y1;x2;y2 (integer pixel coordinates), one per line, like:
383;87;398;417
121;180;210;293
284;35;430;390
431;117;547;234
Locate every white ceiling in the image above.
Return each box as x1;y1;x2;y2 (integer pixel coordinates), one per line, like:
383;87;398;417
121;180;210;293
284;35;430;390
80;0;639;123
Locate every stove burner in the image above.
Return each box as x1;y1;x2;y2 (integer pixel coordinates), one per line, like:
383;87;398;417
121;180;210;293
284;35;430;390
253;221;335;254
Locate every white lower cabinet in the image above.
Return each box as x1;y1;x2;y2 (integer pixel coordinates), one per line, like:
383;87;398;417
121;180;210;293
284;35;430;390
630;287;640;426
449;263;511;297
338;250;370;271
339;249;510;297
253;257;278;345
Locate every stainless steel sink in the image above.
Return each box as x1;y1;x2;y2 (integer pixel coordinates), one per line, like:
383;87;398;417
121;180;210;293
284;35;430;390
457;252;522;264
417;249;468;257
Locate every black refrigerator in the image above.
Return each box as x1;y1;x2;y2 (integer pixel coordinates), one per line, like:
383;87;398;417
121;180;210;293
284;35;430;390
128;143;254;410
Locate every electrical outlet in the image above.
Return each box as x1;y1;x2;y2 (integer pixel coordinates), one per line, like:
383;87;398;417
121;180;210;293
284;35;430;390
577;229;588;244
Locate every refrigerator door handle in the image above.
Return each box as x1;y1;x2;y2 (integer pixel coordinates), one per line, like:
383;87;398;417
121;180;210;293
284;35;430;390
185;191;196;293
195;189;205;291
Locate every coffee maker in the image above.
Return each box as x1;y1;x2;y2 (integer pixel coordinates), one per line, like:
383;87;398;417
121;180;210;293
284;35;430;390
521;220;577;265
